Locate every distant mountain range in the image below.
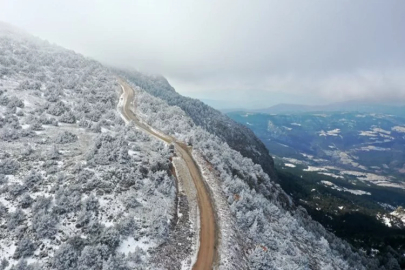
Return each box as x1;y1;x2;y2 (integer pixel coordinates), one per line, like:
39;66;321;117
223;101;405;117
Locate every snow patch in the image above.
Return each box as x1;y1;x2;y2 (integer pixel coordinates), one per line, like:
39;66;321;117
117;236;155;254
284;163;296;168
319;129;340;136
320;181;371;195
304;166;326;172
392;126;405;133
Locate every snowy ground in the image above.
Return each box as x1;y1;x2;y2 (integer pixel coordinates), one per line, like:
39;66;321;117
193;151;249;270
171;157;199;270
0;34;178;268
320;181;371;196
117;82;202;269
282;155;405;189
377;208;405;228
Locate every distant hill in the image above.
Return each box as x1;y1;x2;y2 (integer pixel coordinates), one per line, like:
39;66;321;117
251;101;405;116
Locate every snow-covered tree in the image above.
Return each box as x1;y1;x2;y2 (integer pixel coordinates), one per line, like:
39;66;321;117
0;158;20;174
32;209;58;238
47;101;68;116
52;244;79;270
59;110;76;124
19;194;33;209
55;130;78;144
13;237;36;259
77;246;103;270
7;209;26;230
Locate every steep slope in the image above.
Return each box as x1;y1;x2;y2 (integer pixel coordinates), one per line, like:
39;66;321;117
117;79;217;269
123;79;388;269
0;24;186;269
115;69;277;181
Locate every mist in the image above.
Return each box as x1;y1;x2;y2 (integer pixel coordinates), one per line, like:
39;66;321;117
1;0;404;108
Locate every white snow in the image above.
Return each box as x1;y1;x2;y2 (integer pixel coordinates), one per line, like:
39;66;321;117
377;209;405;228
320;181;371;195
358;145;390;151
359;131;377;137
304;166;326;172
117;236;155;254
193;151;248;270
284;163;296;168
391;209;405;223
321;181;334;186
282;157;307;165
372;128;391;135
382;216;392;227
392;126;405;133
319;129;340;136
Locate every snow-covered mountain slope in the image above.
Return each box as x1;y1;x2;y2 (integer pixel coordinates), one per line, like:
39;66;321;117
115;69;278;181
122;80;383;269
0;26;181;269
0;23;397;269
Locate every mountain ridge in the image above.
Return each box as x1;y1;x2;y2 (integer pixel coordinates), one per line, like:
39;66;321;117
115;69;279;182
248;101;405;116
0;21;399;269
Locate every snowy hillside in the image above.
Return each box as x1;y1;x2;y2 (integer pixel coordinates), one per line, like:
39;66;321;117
0;26;180;269
0;23;400;269
122;80;381;269
115;69;278;180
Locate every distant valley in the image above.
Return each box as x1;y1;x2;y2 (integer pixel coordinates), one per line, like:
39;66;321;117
228;110;405;188
228;109;405;252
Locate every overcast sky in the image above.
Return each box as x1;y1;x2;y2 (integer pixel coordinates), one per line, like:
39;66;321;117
1;0;405;108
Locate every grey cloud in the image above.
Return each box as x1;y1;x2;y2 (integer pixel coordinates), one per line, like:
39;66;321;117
1;0;404;108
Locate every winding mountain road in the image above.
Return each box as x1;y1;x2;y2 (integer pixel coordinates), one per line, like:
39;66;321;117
117;79;217;270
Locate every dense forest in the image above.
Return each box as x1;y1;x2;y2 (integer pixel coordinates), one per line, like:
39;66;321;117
277;168;405;268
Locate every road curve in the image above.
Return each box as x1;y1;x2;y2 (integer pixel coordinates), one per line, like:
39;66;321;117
117;79;217;270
